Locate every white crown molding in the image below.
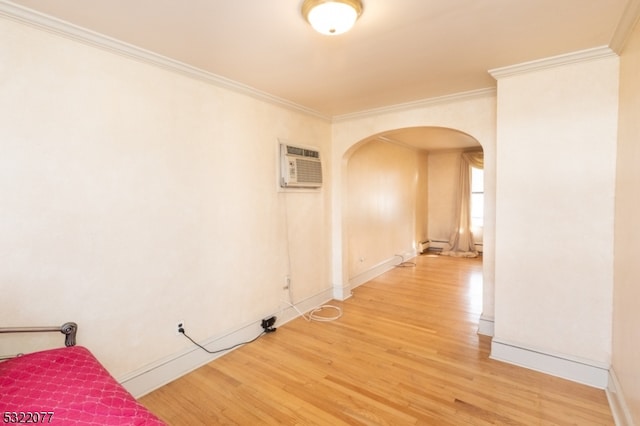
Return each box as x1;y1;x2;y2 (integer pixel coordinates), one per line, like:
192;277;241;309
332;87;497;122
610;0;640;54
0;0;331;121
489;46;617;79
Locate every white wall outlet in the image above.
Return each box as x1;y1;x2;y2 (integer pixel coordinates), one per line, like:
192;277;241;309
176;321;184;335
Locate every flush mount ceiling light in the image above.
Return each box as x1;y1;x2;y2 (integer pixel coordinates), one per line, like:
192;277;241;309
302;0;363;35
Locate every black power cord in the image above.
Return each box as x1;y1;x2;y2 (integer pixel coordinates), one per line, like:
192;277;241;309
179;316;276;355
261;316;277;332
179;328;265;354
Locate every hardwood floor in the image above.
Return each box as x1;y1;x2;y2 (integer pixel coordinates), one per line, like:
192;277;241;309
140;253;614;425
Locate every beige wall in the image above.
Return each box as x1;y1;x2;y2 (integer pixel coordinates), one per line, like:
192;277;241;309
415;150;429;248
0;17;332;378
494;55;619;364
427;151;461;243
346;140;427;279
613;15;640;424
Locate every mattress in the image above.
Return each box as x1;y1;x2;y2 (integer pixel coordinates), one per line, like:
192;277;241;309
0;346;165;425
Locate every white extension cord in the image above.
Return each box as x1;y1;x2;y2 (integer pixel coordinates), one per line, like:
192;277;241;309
281;191;342;323
282;285;342;322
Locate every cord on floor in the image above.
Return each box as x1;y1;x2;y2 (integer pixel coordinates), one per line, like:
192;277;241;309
394;254;416;268
179;328;266;355
281;299;343;322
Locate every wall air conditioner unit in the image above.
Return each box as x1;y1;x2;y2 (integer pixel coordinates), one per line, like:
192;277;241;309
280;143;322;188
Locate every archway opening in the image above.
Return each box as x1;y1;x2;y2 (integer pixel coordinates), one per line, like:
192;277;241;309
342;125;484;304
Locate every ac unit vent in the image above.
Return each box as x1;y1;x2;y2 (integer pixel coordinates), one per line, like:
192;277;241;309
286;145;320;159
280;144;322;188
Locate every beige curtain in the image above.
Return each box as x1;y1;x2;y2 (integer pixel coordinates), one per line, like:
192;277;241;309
441;150;483;258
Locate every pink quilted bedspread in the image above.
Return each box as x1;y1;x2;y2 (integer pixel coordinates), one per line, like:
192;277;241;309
0;346;165;425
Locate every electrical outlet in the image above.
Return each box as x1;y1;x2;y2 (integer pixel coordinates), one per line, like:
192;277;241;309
176;321;184;335
283;275;291;290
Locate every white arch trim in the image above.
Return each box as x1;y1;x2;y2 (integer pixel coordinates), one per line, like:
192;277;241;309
330;90;497;329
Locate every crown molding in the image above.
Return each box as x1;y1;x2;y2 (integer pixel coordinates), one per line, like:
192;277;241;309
489;46;617;79
0;0;331;121
332;87;497;122
609;0;640;53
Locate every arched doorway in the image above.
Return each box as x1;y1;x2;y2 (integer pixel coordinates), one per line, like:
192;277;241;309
330;92;496;336
343;126;483;285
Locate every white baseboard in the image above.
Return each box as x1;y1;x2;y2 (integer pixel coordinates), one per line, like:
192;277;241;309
119;287;334;398
607;367;635;426
477;314;494;336
426;239;449;250
490;339;609;389
332;283;352;301
348;252;416;291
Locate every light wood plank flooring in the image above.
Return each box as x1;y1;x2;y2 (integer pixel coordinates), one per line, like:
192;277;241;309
140;253;613;425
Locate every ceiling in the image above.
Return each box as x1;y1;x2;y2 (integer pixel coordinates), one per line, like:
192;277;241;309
2;0;632;150
375;127;481;151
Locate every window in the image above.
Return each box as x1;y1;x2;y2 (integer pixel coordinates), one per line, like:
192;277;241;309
470;167;484;228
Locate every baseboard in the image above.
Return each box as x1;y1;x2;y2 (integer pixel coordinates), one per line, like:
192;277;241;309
332;283;352;301
426;239;449;250
607;367;635;426
490;339;609;389
348;252;416;291
477;314;494;336
119;287;334;398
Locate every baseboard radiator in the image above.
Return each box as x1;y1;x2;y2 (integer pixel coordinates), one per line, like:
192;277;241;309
419;239;483;253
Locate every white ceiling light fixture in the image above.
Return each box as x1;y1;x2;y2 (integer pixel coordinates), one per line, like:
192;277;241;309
302;0;363;36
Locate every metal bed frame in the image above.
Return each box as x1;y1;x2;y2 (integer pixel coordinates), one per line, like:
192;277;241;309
0;322;77;360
